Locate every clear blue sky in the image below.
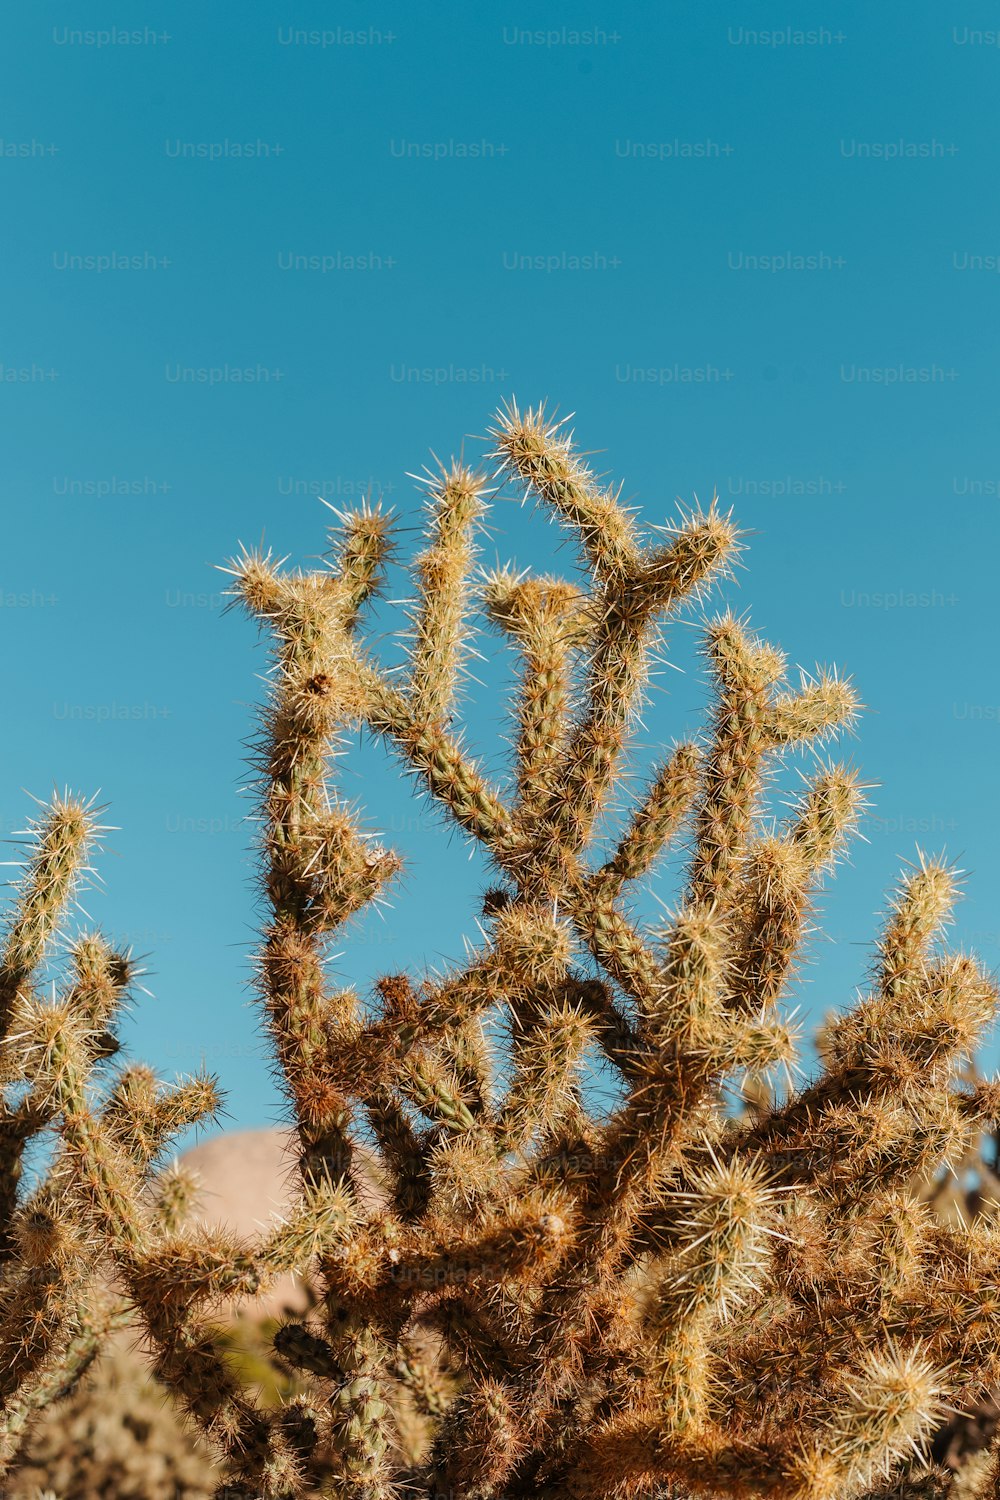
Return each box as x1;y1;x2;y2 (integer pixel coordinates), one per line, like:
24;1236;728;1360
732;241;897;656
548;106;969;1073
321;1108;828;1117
3;2;1000;1139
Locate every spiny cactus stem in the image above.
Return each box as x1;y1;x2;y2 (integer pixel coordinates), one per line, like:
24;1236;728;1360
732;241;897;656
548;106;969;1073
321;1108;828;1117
362;677;514;846
598;740;701;891
0;796;100;1071
0;1287;133;1468
407;461;488;725
483;572;591;818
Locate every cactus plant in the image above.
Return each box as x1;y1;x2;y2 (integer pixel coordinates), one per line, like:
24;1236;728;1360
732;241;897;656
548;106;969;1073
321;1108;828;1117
6;1339;217;1500
2;399;1000;1500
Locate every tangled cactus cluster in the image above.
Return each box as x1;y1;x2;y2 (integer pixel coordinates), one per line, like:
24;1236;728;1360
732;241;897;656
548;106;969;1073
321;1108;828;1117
2;400;999;1500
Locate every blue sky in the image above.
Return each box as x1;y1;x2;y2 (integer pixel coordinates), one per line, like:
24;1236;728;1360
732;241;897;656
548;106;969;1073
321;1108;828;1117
3;2;1000;1139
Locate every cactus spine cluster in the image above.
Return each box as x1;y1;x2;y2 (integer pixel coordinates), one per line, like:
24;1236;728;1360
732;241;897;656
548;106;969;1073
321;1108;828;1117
2;400;999;1500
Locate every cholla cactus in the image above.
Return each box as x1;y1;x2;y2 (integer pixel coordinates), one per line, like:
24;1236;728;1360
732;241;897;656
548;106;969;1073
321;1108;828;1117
2;400;1000;1500
6;1340;217;1500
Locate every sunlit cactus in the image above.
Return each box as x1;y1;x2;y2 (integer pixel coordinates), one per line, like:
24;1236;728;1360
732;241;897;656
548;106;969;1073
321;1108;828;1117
2;399;1000;1500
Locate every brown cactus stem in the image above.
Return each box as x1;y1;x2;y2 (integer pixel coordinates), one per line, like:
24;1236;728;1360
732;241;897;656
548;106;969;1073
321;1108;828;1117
0;1097;51;1263
553;1418;790;1500
425;1292;522;1384
259;922;358;1190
